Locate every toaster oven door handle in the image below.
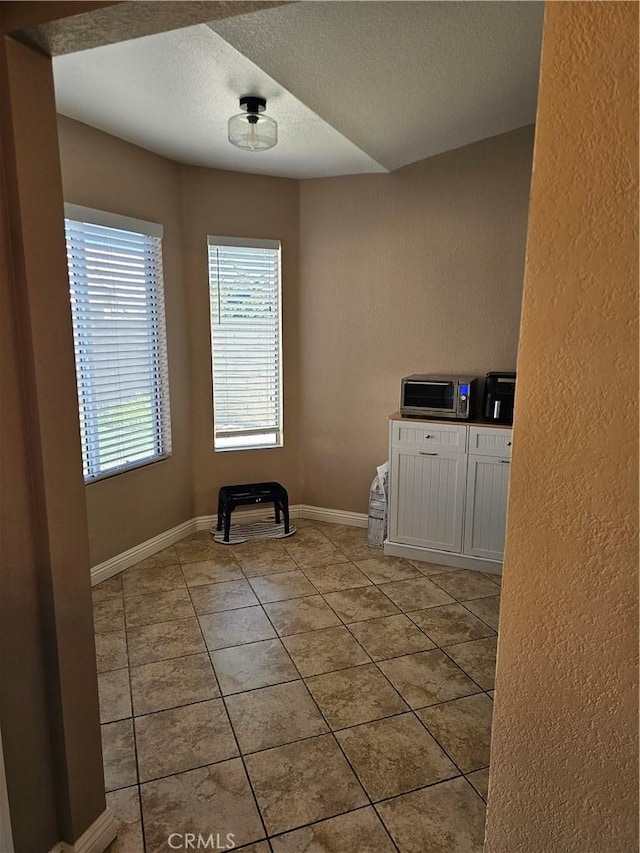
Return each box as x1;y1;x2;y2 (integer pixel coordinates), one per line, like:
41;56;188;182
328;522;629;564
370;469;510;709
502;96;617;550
419;451;438;456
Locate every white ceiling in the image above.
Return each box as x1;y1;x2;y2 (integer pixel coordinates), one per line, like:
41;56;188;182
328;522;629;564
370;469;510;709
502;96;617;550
53;1;543;179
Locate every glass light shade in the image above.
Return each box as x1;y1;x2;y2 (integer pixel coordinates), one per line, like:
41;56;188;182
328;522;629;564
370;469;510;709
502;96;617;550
228;112;278;151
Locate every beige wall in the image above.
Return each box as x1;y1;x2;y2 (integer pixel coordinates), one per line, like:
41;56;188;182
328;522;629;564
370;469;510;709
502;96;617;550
485;3;638;850
57;116;193;565
56;120;531;558
3;1;636;850
298;126;534;511
0;62;59;853
1;35;105;850
179;165;300;517
58;119;301;558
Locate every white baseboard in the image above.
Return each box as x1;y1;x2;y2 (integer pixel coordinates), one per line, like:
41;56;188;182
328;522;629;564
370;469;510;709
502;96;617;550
198;504;367;530
91;504;368;585
73;809;117;853
195;504;303;532
49;809;117;853
383;540;502;574
299;504;368;528
91;519;196;585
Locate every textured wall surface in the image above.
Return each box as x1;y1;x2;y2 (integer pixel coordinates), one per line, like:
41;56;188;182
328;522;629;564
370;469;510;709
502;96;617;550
485;3;638;851
58;121;531;551
2;1;288;56
57;120;301;558
58;116;194;565
179;164;300;517
57;121;531;554
298;127;534;511
0;43;60;852
1;37;105;847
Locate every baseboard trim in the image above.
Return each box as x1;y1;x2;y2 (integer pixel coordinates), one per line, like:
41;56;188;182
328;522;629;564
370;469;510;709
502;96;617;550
91;519;196;585
383;540;502;574
73;809;117;853
49;809;117;853
195;504;303;532
299;505;368;528
91;504;368;585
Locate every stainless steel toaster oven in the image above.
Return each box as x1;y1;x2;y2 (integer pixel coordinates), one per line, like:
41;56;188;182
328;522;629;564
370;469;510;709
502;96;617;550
400;375;478;420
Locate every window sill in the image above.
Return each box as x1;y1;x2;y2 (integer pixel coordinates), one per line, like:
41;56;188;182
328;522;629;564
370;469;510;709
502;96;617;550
84;453;171;484
214;442;283;454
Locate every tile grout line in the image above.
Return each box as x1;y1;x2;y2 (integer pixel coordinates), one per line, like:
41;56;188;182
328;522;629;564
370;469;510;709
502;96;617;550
265;568;417;853
193;534;400;849
117;534;498;632
119;587;148;852
353;566;493;815
124;665;482;789
457;596;500;634
263;804;391;848
298;554;497;746
105;557;497;698
102;597;496;701
182;571;272;851
460;768;491;804
346;632;482;786
284;682;402;853
100;679;492;733
96;524;496;846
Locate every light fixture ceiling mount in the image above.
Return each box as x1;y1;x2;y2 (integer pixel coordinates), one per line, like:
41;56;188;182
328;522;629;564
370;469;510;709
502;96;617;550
228;95;278;152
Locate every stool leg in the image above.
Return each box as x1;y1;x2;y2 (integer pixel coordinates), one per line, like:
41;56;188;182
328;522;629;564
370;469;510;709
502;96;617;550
274;500;281;525
216;498;223;532
283;496;290;535
224;506;232;543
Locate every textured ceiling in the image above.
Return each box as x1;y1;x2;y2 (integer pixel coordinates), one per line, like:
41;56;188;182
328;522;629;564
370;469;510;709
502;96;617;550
15;1;290;56
211;1;544;171
53;25;384;178
53;1;543;179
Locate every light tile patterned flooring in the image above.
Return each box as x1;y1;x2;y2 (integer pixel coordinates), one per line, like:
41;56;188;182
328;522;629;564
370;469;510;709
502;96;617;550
94;520;500;853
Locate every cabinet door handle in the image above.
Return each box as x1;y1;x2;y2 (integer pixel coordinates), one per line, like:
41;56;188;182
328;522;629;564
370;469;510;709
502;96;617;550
424;434;432;439
499;459;510;464
419;451;438;456
507;441;512;447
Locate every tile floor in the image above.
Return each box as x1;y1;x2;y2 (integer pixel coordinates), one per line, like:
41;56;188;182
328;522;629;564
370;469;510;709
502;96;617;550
94;520;500;853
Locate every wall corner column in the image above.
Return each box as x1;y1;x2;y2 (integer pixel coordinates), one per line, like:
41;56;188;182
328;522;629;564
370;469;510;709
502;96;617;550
0;32;108;849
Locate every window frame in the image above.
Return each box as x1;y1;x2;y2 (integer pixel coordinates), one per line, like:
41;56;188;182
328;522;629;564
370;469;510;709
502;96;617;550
207;235;283;453
64;203;172;483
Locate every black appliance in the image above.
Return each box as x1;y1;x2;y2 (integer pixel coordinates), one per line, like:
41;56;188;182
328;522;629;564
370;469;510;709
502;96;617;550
483;372;516;424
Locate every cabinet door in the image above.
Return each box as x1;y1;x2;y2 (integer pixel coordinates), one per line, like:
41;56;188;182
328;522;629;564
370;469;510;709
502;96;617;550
469;426;513;458
392;421;467;454
463;455;511;561
389;447;467;552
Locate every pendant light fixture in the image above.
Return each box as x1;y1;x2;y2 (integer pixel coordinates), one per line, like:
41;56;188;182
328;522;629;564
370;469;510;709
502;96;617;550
228;96;278;151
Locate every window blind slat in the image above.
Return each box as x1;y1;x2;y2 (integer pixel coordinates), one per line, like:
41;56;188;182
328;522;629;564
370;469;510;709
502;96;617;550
208;240;282;449
65;215;172;481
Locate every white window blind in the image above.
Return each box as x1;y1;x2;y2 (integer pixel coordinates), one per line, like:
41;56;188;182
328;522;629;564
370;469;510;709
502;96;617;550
64;204;171;482
207;236;282;451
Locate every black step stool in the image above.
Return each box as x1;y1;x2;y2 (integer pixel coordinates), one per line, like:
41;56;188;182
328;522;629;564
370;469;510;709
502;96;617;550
217;482;290;543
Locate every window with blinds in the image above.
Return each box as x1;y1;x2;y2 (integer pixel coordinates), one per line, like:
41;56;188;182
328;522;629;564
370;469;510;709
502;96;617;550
64;204;172;482
207;236;282;451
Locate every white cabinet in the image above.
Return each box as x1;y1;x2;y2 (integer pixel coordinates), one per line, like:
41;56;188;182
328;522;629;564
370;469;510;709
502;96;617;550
469;425;512;458
387;418;512;569
463;455;511;561
392;420;467;454
389;446;467;552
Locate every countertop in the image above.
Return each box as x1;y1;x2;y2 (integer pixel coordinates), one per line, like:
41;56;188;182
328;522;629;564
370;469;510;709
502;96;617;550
388;411;513;430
